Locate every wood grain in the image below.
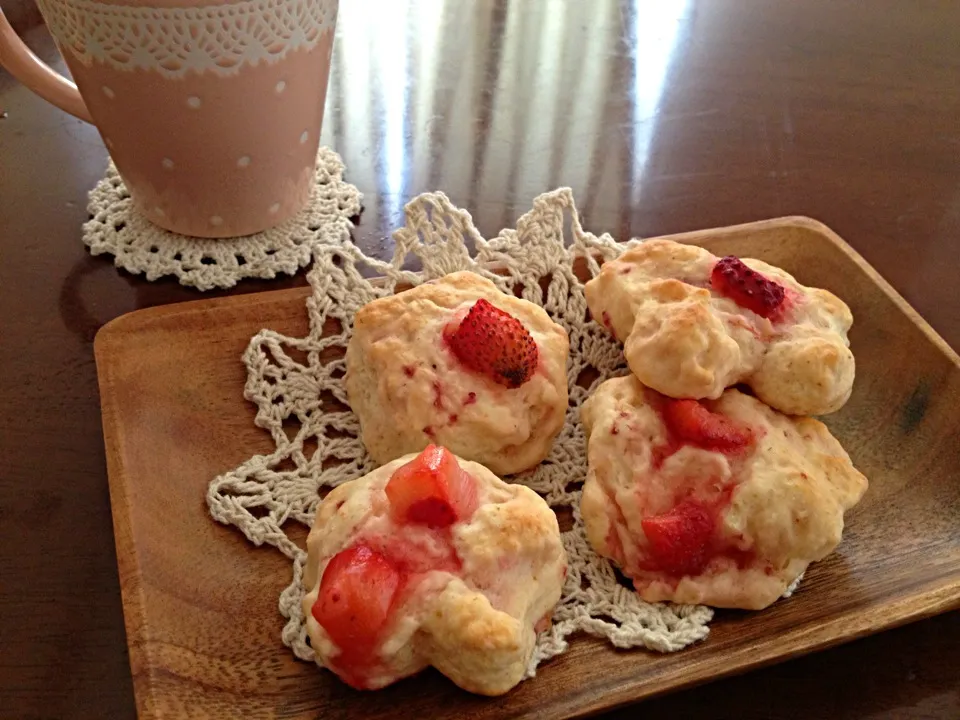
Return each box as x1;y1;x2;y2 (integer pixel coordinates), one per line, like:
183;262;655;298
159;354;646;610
6;2;960;717
94;218;960;719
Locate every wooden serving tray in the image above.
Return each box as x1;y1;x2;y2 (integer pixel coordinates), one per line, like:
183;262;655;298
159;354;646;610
95;217;960;719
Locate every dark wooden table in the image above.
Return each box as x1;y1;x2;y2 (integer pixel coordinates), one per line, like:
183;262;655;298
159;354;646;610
2;2;958;718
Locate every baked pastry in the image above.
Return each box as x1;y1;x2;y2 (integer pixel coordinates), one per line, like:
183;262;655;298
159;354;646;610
303;445;566;694
584;239;855;415
346;271;569;475
580;375;867;610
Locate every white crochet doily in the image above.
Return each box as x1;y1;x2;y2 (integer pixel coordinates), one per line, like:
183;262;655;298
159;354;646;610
206;187;718;684
83;147;361;291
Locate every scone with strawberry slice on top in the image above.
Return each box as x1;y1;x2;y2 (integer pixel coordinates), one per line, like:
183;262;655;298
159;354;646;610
346;271;569;475
580;375;867;610
584;239;855;416
302;445;567;694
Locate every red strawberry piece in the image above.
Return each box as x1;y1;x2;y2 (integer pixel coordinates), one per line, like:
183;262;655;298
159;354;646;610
446;298;539;388
385;444;479;527
711;255;785;319
312;545;403;661
641;501;715;576
662;398;753;452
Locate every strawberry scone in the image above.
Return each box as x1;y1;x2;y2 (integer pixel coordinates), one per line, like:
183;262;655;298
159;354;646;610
346;271;569;475
302;445;567;694
584;239;855;416
580;375;867;609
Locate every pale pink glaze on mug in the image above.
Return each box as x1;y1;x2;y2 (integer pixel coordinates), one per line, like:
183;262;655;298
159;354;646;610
0;0;338;237
64;38;334;237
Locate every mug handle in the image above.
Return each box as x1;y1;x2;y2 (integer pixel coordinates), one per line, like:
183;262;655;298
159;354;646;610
0;9;92;122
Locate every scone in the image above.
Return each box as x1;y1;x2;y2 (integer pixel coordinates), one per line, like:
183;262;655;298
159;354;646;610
580;375;867;610
584;239;855;415
303;445;567;694
346;271;569;475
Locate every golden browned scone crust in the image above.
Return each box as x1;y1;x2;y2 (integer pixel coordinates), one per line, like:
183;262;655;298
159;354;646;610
580;376;867;610
345;271;569;475
584;239;855;415
302;453;566;695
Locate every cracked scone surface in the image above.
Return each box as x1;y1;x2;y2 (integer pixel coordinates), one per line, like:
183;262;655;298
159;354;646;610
584;239;855;415
580;375;868;610
302;452;566;695
346;271;569;475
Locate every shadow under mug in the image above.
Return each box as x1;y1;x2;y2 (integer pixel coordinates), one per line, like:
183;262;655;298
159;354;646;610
0;0;339;238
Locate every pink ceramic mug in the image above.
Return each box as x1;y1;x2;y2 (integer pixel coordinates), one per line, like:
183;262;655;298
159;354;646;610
0;0;338;237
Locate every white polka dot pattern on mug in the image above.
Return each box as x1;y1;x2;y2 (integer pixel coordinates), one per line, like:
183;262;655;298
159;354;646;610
269;203;281;214
210;215;224;226
154;206;165;217
275;81;286;94
162;158;175;170
102;86;115;99
187;96;202;109
299;130;309;144
237;156;251;168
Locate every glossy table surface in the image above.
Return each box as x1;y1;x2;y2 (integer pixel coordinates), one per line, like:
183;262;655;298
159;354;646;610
1;1;958;718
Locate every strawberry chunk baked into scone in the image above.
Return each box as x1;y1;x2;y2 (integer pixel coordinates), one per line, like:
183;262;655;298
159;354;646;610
584;239;855;416
580;376;867;609
302;445;566;694
345;271;569;475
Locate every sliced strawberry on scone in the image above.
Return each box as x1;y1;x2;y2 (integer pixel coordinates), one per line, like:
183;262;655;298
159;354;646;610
385;444;479;527
641;501;716;576
312;544;404;669
446;298;539;388
662;398;753;452
711;255;785;319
